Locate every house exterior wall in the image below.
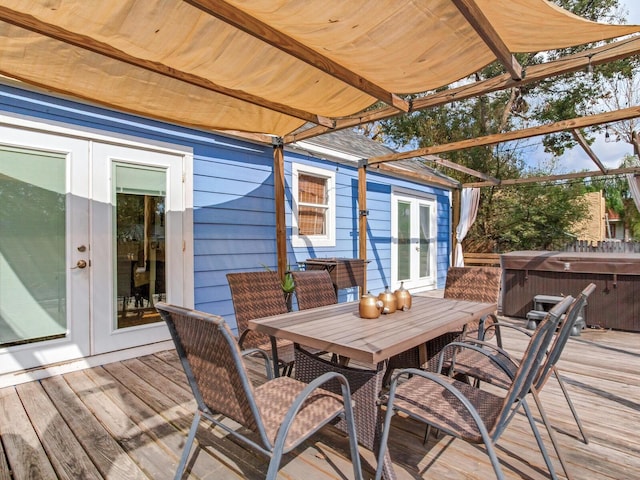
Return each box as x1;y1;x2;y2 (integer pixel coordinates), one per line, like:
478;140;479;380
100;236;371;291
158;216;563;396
573;191;606;242
0;83;450;338
284;151;451;298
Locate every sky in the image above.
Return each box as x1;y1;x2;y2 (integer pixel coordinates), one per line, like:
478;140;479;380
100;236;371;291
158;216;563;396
533;1;640;174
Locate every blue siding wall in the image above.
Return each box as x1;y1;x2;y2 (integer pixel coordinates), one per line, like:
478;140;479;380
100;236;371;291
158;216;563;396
285;150;451;297
0;83;451;335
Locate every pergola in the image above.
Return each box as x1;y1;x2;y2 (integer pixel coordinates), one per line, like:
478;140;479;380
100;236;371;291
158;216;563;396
3;0;640;281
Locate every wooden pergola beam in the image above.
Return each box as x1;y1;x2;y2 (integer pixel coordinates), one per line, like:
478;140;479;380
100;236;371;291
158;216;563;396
451;0;523;80
273;142;288;280
367;105;640;164
0;5;336;129
426;157;499;183
285;36;640;143
358;166;368;288
369;162;460;189
571;129;608;173
186;0;410;113
464;166;640;188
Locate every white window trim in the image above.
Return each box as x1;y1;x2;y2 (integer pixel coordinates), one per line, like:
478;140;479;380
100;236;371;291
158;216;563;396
291;163;336;247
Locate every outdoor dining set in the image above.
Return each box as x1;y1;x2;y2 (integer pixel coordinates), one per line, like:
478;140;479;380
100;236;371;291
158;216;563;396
155;267;595;480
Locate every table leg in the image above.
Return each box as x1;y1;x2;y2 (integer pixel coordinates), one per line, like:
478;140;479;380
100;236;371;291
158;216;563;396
269;336;280;377
294;346;397;480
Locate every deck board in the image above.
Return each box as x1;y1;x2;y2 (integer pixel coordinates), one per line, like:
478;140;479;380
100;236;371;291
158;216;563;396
1;319;639;479
40;375;146;480
15;381;103;480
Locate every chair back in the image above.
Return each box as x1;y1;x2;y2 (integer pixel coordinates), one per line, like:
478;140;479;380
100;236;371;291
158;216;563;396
443;266;502;338
292;270;337;310
156;303;268;441
492;295;574;438
227;271;289;349
535;283;596;389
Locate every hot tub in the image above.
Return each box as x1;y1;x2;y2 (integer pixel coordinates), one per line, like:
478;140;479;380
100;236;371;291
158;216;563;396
501;251;640;331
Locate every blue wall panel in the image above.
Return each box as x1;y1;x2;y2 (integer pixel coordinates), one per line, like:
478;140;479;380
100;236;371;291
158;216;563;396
0;83;452;337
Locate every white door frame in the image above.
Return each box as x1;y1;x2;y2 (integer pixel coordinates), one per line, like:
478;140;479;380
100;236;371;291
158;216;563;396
391;188;437;292
0;116;193;380
0;127;91;374
91;141;192;354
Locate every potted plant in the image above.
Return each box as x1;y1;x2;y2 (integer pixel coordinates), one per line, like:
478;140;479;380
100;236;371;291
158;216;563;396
261;264;295;311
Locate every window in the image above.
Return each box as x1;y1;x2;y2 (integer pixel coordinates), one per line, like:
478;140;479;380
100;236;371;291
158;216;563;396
292;163;335;247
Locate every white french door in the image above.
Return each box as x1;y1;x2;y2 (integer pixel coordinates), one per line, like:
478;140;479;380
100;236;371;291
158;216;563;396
0;128;91;374
91;142;188;354
0;123;191;376
391;189;437;291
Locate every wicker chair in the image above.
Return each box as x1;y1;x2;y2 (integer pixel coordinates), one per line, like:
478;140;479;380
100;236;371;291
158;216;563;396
292;270;337;310
227;271;295;376
383;266;502;385
441;284;596;480
156;303;363;480
375;296;573;480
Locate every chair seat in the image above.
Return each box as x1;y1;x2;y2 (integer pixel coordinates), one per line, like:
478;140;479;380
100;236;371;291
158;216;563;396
385;374;504;443
443;347;516;389
254;376;345;449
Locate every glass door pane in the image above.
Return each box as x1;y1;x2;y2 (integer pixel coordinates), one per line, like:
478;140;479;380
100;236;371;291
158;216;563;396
0;147;66;346
419;204;432;278
114;164;166;329
392;190;438;291
396;200;411;281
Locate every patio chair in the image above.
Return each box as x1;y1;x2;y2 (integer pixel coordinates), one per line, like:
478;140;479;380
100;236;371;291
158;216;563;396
383;266;502;384
227;271;295;376
292;269;337;310
155;302;363;480
375;296;573;480
440;284;596;480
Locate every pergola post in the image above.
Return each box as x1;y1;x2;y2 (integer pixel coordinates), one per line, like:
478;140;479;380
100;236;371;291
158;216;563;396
358;163;368;290
273;139;287;281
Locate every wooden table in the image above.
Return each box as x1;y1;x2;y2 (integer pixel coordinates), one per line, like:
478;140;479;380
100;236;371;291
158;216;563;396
248;295;496;479
249;295;496;365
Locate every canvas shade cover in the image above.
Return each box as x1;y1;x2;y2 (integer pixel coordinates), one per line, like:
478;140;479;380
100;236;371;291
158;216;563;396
0;0;638;138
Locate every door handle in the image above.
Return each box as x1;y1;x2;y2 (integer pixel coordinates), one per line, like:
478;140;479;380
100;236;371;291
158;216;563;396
71;259;88;269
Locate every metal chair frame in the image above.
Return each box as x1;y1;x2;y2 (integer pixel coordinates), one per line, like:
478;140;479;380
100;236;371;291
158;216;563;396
156;302;363;480
375;296;573;480
441;285;595;480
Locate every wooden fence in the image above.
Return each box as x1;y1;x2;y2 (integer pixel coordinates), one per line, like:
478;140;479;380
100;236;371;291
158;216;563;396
463;242;640;267
561;240;640;253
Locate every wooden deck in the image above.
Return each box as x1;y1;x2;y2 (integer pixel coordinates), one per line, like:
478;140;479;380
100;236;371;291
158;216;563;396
1;320;639;479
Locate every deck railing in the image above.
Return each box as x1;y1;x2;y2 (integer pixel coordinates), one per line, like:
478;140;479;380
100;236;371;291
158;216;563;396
462;252;501;267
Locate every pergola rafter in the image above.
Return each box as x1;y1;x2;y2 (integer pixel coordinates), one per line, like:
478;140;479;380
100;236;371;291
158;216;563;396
367;105;640;164
465;166;640;188
572;129;608;174
451;0;523;80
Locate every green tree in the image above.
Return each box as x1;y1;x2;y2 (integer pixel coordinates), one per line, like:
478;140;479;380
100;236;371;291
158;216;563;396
586;155;640;240
376;0;637;251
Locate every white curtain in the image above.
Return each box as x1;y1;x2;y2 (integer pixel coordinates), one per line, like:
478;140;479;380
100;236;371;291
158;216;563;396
627;174;640;213
454;188;481;267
